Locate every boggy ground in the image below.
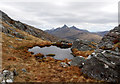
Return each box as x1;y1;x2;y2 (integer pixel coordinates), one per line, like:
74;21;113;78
2;29;100;82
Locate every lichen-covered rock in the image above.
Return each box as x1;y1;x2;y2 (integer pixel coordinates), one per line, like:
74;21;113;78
1;70;15;83
98;25;120;49
2;25;25;39
12;32;25;39
70;56;86;68
81;25;120;82
71;39;96;51
82;57;119;82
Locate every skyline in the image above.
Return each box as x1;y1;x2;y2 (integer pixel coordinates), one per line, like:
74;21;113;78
0;0;119;32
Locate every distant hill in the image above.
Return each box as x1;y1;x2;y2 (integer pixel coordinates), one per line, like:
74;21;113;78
95;31;109;37
45;25;103;42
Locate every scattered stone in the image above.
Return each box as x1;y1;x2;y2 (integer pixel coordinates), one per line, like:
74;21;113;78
70;56;86;68
60;62;69;68
115;47;119;52
105;43;113;49
104;64;109;68
1;70;14;83
67;61;71;65
2;79;13;83
86;55;92;59
7;34;14;38
13;32;24;39
8;45;14;49
9;41;13;43
22;68;27;72
16;39;22;41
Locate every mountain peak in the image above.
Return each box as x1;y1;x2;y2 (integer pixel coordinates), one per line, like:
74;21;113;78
70;25;79;30
62;24;68;28
70;25;77;29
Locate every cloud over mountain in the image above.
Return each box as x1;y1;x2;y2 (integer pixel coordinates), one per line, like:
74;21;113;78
0;0;118;32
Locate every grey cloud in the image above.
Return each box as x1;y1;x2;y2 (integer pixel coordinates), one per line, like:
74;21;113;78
0;1;118;31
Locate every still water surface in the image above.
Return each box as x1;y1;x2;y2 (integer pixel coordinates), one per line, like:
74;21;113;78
28;46;74;60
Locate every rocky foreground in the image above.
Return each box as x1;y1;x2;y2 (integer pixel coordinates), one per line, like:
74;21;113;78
71;25;120;82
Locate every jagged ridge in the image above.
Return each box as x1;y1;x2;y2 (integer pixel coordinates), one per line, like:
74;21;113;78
45;24;102;42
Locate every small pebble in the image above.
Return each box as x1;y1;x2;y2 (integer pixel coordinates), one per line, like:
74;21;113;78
22;68;27;72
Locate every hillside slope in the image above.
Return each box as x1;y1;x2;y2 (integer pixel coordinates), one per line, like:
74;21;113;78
95;31;109;37
1;10;58;42
1;11;99;82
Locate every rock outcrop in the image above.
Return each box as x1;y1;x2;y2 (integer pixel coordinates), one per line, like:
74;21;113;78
71;25;120;82
98;26;120;50
0;70;17;83
71;39;96;51
70;56;85;68
81;25;120;82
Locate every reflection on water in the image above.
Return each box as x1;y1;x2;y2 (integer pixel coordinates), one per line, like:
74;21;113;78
28;46;74;60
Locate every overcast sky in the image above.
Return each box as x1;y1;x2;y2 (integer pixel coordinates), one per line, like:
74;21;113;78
0;0;119;32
